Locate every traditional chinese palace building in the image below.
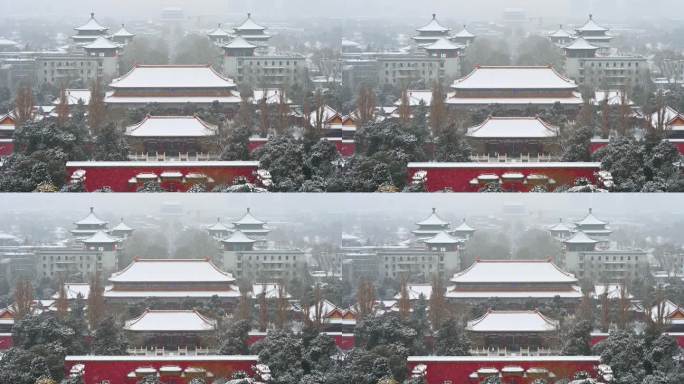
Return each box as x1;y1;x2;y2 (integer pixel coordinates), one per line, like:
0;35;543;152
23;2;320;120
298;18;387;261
412;208;452;240
465;116;561;162
446;259;582;306
413;14;451;46
445;66;583;112
103;258;240;306
231;13;271;47
105;65;241;108
125;115;219;160
71;207;108;239
466;310;561;355
574;14;613;50
124;309;217;352
72;13;109;46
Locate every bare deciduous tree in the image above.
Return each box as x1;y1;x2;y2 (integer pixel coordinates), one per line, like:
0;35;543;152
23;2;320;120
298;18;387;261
55;278;69;318
55;86;70;125
398;88;411;123
429;275;447;328
258;291;269;332
357;85;376;126
274;283;289;329
398;276;411;320
88;80;107;133
87;272;106;329
356;278;376;318
13;278;33;320
14;84;34;125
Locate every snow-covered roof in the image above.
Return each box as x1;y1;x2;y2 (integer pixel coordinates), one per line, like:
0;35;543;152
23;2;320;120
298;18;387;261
592;284;632;300
563;231;598;244
109;259;235;283
112;24;135;38
453;26;475;38
466;310;559;332
575;208;607;226
425;38;462;51
251;283;290;299
446;94;583;106
112;219;133;232
593;90;633;106
549;25;573;38
446;287;583;299
450;260;577;284
208;24;230;37
74;207;108;226
394;90;433;107
234;13;266;31
66;355;258;362
416;208;450;227
223;36;257;49
393;284;432;300
53;89;91;106
416;14;450;33
74;13;108;32
548;219;572;232
84;36;119;50
308;105;339;126
466;117;559;138
452;66;577;90
105;95;241;104
51;283;90;300
82;230;120;244
424;231;462;244
576;15;609;33
207;218;231;232
124;309;216;332
125;115;217;137
651;106;683;129
233;208;265;226
221;230;256;244
0;38;18;47
408;162;599;169
252;88;291;104
650;300;684;324
564;37;598;51
453;219;475;233
110;65;236;89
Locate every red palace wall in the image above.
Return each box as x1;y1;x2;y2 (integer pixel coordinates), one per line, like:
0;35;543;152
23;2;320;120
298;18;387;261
0;141;13;157
589;139;609;154
0;333;13;350
333;141;356;157
322;332;356;350
65;161;260;192
407;356;602;384
248;138;268;153
407;162;600;192
64;356;258;384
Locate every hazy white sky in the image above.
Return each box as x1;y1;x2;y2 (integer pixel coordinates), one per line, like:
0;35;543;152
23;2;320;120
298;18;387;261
0;0;682;22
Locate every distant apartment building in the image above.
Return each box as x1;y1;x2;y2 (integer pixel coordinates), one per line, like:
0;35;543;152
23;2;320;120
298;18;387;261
217;14;306;88
335;209;469;282
562;15;648;90
554;209;648;283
